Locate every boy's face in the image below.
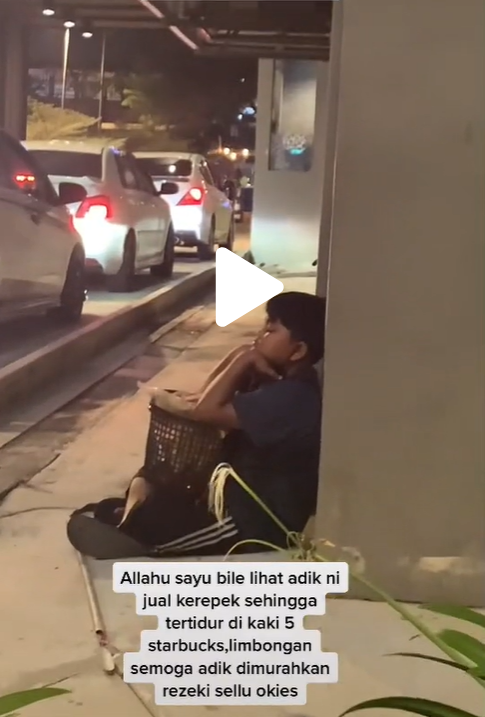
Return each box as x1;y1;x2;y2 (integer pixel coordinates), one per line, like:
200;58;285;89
254;317;307;370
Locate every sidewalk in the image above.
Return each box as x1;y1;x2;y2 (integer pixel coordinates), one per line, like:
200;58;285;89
0;276;479;717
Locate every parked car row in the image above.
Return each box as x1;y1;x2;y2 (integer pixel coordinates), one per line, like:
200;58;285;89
0;132;235;325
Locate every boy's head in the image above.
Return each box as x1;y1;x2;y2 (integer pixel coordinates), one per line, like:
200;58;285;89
255;292;326;371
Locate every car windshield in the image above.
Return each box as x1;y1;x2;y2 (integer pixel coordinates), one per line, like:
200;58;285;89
28;151;102;179
137;157;192;178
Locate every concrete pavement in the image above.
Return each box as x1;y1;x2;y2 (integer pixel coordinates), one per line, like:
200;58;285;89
0;274;481;717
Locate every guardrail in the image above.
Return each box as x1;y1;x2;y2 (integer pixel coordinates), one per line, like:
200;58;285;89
0;267;215;416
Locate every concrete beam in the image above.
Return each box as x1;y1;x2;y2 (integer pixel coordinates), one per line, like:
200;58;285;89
315;0;485;606
0;4;29;139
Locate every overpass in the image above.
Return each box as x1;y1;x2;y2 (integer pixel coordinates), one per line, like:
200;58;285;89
0;0;331;138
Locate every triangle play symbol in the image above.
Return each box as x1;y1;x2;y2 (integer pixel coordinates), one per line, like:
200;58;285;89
215;248;284;327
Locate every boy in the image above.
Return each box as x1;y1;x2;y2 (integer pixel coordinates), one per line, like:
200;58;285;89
68;292;325;559
127;291;324;555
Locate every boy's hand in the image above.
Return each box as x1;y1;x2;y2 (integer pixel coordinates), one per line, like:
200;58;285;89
241;348;281;380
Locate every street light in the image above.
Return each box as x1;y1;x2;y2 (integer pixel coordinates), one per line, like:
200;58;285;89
61;26;72;109
79;27;109;131
42;4;56;17
97;31;107;131
58;22;107;132
80;21;94;38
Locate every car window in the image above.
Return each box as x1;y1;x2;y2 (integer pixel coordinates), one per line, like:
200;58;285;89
137;168;157;195
28;150;102;179
137;157;192;178
0;135;59;205
199;162;214;186
127;154;157;195
115;153;138;190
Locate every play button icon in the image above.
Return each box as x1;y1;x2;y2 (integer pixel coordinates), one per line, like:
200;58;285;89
215;248;284;327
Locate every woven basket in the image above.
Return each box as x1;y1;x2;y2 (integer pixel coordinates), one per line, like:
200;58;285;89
144;396;223;493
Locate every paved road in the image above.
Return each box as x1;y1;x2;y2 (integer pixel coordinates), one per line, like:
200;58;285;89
0;227;250;370
0;260;204;370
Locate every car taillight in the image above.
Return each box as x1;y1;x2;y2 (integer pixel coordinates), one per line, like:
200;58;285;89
177;187;205;206
76;195;113;220
15;173;36;187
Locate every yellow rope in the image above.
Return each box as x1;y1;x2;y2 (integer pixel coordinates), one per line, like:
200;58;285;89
208;463;233;524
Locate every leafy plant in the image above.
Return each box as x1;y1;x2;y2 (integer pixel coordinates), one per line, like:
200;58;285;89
211;464;485;717
0;687;69;716
27;100;98;140
118;74;171;131
117;63;256;151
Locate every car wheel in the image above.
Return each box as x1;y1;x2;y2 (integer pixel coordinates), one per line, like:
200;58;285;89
150;224;175;279
219;216;235;251
56;248;86;323
106;233;136;293
197;221;216;261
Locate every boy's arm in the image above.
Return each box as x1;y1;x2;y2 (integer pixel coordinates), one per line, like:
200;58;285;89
191;349;279;431
187;344;251;401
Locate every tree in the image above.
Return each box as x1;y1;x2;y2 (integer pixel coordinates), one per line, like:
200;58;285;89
117;57;257;151
119;74;167;129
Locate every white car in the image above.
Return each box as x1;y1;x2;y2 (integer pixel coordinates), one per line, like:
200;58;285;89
135;152;234;260
24;141;178;292
0;130;86;323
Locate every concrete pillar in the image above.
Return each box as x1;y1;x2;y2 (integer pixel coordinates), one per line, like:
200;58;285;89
251;59;329;274
315;0;485;605
0;5;29;139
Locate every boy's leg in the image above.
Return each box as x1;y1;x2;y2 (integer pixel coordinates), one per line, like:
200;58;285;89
119;473;152;527
123;485;240;557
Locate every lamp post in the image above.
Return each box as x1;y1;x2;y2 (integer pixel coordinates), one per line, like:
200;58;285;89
60;25;72;109
60;23;107;123
97;30;107;131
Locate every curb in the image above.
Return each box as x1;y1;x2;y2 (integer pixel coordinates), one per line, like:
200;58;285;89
0;267;214;415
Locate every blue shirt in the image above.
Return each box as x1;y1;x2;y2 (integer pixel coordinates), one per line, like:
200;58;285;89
222;368;322;548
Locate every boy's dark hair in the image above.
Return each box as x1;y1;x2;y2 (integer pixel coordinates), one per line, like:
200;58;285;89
266;292;326;364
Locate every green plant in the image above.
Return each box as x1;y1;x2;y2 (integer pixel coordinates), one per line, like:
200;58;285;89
211;464;485;717
117;64;256;149
27;100;98;140
0;687;69;716
120;74;165;130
